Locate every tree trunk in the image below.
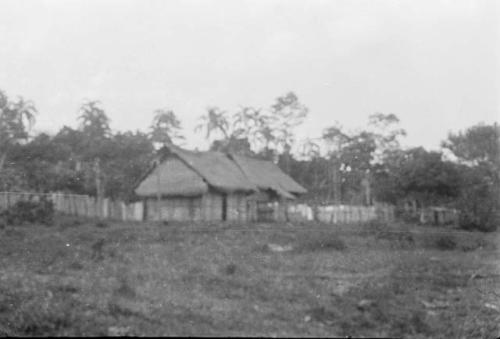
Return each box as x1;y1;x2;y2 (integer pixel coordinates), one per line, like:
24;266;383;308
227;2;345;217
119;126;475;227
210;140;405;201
366;173;372;206
332;158;341;205
0;152;6;172
0;152;6;191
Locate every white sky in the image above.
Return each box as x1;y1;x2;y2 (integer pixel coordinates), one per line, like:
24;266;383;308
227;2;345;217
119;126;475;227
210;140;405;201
0;0;498;152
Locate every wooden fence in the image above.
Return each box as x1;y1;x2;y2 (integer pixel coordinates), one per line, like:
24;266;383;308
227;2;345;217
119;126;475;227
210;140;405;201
287;203;395;224
0;191;395;224
0;192;143;222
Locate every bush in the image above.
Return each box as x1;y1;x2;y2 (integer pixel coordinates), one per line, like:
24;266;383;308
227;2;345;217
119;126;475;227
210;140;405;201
224;263;237;275
434;235;457;250
295;230;347;252
0;198;54;225
95;221;108;228
456;166;499;232
57;216;83;229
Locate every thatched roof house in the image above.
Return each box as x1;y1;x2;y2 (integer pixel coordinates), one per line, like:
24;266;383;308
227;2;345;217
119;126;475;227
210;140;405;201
135;146;256;197
134;146;306;222
229;154;307;200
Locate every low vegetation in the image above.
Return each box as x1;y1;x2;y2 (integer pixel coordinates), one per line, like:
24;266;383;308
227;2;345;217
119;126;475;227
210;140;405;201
0;198;54;226
0;217;498;337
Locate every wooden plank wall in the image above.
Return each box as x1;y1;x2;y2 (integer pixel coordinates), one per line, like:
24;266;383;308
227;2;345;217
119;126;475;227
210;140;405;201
0;192;144;221
226;193;248;222
202;192;223;222
145;196;203;222
287;203;395;224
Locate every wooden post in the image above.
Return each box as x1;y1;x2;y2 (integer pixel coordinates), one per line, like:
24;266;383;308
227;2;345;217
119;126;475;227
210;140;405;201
156;159;162;221
331;158;341;205
362;170;372;206
94;158;103;219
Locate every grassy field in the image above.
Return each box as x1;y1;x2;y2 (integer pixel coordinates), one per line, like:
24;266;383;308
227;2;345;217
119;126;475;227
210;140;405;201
0;216;499;337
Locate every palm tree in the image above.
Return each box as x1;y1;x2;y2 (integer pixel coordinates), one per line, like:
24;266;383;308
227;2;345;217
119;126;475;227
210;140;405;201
150;109;184;147
0;91;37;170
232;106;261;137
78;100;110;140
195;106;229;141
77;100;111;205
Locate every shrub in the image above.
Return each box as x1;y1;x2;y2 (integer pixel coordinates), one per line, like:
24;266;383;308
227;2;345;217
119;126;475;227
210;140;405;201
434;235;457;250
295;230;347;252
113;269;136;300
224;263;237;275
456;166;499;232
95;221;108;228
0;198;54;226
68;261;84;270
57;217;83;229
91;239;106;261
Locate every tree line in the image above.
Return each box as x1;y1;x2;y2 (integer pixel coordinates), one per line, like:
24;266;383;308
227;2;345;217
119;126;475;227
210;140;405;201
0;89;498;230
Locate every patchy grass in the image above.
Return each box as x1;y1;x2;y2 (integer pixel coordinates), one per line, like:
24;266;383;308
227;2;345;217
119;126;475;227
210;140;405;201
0;217;498;337
434;235;457;250
294;229;347;252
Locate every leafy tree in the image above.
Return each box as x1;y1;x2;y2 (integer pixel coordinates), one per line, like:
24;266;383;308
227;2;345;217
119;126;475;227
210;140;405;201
0;90;37;171
270;91;308;154
210;136;254;156
232;106;262;139
77;100;112;200
231;106;273;152
442;123;500;231
319;114;407;204
150;109;184;148
104;131;155;200
78;100;110;142
52;126;86;167
322;124;374;204
270;92;308;173
394;147;461;205
455;163;499;231
442;123;499;167
298;138;322;193
254;125;277;160
367;112;407;161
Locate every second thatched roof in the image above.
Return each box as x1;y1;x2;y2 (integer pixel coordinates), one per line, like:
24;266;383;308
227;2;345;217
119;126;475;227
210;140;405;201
229;154;307;199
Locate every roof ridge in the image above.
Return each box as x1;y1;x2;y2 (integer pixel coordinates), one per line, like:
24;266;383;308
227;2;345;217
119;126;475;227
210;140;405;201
170;146;256;193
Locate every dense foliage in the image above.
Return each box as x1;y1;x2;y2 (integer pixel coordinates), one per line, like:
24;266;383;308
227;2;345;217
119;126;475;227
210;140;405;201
0;88;498;230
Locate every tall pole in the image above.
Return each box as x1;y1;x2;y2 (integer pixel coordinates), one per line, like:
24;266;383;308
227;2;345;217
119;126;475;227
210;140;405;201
332;157;341;205
156;158;162;221
94;157;102;219
362;170;372;206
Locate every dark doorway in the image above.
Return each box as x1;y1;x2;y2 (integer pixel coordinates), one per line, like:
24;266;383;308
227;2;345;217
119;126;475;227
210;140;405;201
222;194;228;221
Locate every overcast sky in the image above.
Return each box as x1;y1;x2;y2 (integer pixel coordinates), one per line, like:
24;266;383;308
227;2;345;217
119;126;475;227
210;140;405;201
0;0;498;152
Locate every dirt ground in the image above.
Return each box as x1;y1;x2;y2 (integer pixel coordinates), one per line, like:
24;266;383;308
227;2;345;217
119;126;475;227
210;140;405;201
0;217;499;337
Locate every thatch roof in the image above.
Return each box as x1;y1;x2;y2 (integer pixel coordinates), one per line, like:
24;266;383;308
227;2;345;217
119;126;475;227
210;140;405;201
135;145;306;199
135;146;256;197
135;157;209;197
172;147;257;193
229;154;307;199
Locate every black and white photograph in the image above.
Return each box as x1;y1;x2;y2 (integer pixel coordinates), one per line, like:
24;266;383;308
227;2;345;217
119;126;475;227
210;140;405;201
0;0;498;337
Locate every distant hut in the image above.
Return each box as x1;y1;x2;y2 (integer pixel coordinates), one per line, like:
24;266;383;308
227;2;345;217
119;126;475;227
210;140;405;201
229;154;307;221
419;206;459;226
134;146;256;222
134;146;307;223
